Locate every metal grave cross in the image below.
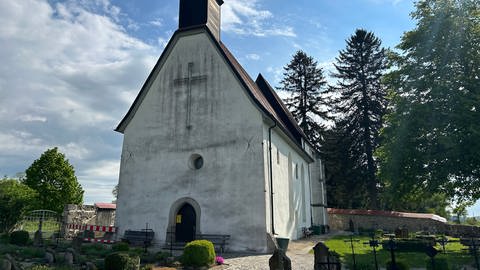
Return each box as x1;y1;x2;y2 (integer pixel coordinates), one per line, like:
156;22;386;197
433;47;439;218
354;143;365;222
174;62;207;128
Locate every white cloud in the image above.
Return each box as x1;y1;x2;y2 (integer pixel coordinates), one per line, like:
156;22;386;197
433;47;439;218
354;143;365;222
366;0;404;5
0;0;159;202
82;160;120;180
267;66;284;85
246;53;261;60
150;19;163;27
17;115;48;123
222;0;295;37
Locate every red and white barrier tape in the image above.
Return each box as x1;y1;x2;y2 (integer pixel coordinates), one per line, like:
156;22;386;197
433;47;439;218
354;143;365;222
67;224;117;232
83;238;115;244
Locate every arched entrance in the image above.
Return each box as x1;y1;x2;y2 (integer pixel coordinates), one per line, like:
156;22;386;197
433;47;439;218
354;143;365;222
175;203;196;242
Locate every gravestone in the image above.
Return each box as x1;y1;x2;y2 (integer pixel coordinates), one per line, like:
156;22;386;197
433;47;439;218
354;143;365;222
313;242;330;264
5;254;21;270
348;219;355;232
65;248;78;262
72;235;83;250
395;227;409;238
268;249;292;270
314;242;341;270
44;248;56;265
64;252;74;266
33;230;43;246
80;262;97;270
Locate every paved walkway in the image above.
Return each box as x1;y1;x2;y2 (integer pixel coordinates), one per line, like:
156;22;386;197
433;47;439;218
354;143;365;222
218;235;331;270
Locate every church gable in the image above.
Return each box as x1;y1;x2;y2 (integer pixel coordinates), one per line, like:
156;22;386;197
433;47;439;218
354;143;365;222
117;28;262;139
115;27;270;251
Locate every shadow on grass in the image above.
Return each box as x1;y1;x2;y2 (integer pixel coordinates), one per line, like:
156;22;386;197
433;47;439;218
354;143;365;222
342;249;474;269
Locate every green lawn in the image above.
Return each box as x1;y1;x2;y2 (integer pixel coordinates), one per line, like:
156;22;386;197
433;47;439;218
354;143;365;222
323;235;475;269
20;219;60;239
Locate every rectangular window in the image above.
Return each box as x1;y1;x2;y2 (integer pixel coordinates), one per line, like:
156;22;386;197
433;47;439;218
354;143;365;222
276;149;280;164
295;164;298;179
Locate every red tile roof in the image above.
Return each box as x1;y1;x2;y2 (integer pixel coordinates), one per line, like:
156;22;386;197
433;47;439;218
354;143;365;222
328;208;447;223
217;42;307;147
94;203;116;210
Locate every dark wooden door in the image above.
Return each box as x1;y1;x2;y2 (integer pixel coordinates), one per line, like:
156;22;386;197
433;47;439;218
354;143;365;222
175;203;196;242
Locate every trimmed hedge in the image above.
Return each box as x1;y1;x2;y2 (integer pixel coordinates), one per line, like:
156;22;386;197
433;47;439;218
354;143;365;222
112;242;130;252
9;230;30;246
182;240;215;267
104;252;140;270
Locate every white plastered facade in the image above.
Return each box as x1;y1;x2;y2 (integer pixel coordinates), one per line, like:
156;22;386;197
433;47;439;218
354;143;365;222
115;28;327;252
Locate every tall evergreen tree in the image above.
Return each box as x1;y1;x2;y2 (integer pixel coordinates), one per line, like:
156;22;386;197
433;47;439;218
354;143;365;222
377;0;480;206
323;126;368;209
328;29;388;209
278;50;329;149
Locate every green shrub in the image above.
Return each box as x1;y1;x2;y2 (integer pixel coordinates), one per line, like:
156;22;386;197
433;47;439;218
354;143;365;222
139;253;156;264
104;252;140;270
140;264;154;270
143;251;171;265
0;233;9;244
182;240;215;267
9;230;30;246
112;242;130;252
155;251;170;261
20;247;45;258
426;258;449;270
28;266;52;270
81;243;112;258
386;260;409;270
94;259;105;270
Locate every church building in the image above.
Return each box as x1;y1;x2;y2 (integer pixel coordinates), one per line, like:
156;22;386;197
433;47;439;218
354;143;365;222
115;0;328;252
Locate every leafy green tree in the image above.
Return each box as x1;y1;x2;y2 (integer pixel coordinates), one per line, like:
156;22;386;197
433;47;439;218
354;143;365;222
378;0;480;205
24;147;84;213
278;50;330;149
327;29;388;209
451;202;471;223
465;217;480;226
112;184;118;203
0;178;37;233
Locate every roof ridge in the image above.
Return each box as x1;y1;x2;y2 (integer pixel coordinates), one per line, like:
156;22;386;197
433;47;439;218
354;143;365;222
255;74;309;143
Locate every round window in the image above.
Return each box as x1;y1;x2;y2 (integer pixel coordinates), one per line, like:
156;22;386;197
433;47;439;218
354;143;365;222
189;154;204;170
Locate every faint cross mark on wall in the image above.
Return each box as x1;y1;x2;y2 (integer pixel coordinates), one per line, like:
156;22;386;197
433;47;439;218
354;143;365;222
174;62;207;129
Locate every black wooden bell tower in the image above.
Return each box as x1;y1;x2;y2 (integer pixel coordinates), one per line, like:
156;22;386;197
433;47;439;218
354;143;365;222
179;0;223;40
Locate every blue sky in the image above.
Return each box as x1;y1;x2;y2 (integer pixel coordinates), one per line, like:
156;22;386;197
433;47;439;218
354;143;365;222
1;0;477;216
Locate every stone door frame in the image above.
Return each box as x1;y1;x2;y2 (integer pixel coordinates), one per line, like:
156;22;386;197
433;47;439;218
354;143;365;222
166;197;201;242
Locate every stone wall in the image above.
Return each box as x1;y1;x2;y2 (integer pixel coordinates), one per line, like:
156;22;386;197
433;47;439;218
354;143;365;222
329;212;446;233
61;204;116;238
445;224;480;238
328;208;480;237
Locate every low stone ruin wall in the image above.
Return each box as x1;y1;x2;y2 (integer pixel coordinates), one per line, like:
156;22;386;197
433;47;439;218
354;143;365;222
328;210;480;237
446;224;480;238
329;212;445;233
61;204;115;238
